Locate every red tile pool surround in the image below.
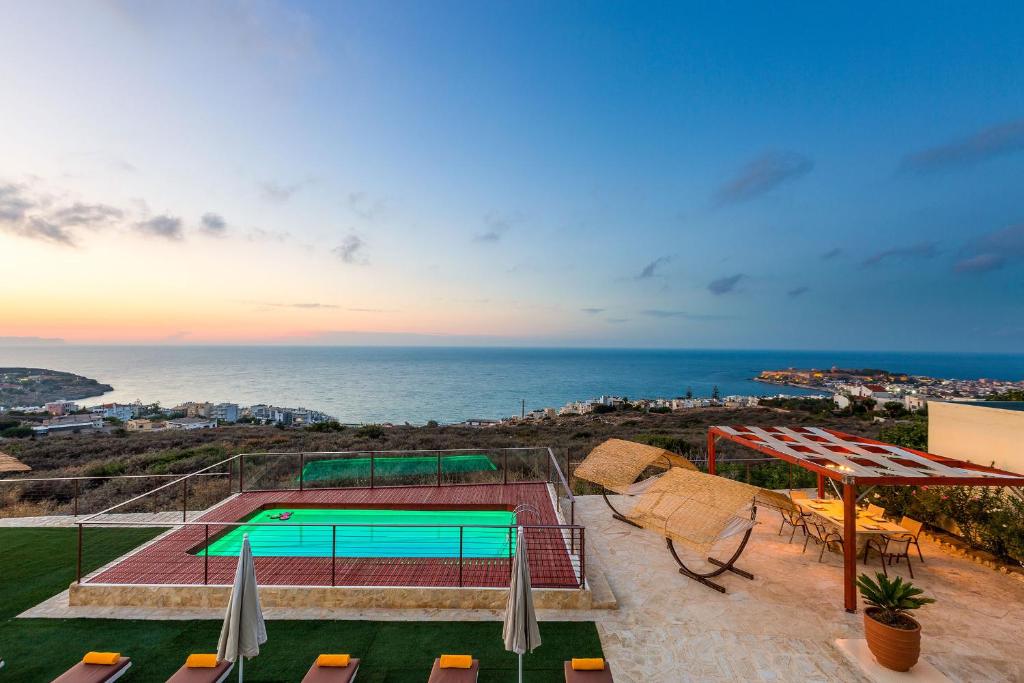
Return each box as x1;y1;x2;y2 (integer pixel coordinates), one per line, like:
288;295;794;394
85;483;581;589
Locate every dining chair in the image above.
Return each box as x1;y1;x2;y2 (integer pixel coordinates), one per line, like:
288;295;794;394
803;520;844;563
866;503;886;518
891;516;925;563
777;501;809;543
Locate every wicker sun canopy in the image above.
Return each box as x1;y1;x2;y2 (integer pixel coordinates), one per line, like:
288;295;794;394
574;438;697;494
0;451;31;474
710;425;1024;486
626;468;760;551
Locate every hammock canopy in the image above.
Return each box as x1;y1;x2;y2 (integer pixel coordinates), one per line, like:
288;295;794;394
624;468;760;552
574;438;696;494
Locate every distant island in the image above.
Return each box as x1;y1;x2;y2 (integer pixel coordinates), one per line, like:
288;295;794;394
0;368;112;408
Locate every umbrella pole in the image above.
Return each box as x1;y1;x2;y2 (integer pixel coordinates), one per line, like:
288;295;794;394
519;652;523;683
238;657;243;682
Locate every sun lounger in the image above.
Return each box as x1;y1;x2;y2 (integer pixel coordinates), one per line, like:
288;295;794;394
426;657;479;682
564;660;614;682
301;655;361;682
52;654;131;683
165;655;234;683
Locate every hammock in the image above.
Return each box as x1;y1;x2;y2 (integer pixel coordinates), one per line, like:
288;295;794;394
574;438;698;523
574;438;697;494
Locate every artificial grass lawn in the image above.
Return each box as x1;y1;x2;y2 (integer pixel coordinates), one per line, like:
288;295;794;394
0;528;602;682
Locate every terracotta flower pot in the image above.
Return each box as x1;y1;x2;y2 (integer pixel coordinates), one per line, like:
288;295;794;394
863;607;921;672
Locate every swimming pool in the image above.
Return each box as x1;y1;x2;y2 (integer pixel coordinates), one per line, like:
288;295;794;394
301;453;497;483
198;508;517;558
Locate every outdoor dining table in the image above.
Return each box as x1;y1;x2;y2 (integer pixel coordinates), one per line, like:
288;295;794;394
796;499;909;555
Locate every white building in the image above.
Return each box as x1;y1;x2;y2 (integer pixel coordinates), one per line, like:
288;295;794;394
101;404;135;422
166;417;217;430
903;395;927;411
210;403;239;423
32;414;104;435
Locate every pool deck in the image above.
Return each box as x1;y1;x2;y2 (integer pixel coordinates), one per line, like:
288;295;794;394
82;483;579;589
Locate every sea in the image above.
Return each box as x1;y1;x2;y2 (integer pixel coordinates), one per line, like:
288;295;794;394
2;346;1023;425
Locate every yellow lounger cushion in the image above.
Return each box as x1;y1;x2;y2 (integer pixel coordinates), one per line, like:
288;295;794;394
571;658;606;671
317;654;350;667
83;652;120;666
439;654;473;669
186;654;219;668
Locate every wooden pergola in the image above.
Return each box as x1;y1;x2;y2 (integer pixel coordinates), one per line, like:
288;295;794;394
707;425;1024;612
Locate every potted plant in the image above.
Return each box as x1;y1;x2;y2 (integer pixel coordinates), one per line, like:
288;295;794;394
857;572;935;672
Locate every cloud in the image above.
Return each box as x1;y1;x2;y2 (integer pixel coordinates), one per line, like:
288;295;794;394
259;180;303;202
9;217;76;245
636;256;671;280
901;118;1024;172
332;234;367;264
473;212;518;243
200;212;227;236
707;273;744;295
0;185;77;245
0;183;36;224
134;215;183;240
714;151;813;206
581;307;606;315
954;223;1024;274
787;286;810;297
345;192;389;221
861;241;939;267
162;331;191;342
606;318;630;324
954;253;1005;274
280;302;340;309
821;247;843;260
640;309;728;321
49;202;123;228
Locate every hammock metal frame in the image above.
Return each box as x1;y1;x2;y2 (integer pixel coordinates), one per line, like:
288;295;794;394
664;501;757;593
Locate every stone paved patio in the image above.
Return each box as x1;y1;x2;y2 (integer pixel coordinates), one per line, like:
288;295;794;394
14;495;1024;681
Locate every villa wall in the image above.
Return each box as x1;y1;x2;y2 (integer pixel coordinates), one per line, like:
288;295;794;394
927;401;1024;473
68;582;601;611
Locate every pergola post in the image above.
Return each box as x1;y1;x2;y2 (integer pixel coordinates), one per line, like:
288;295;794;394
817;472;825;498
707;431;717;475
843;479;857;613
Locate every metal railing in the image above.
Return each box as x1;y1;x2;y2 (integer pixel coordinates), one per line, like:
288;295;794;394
72;446;585;590
0;471;230;519
78;519;585;589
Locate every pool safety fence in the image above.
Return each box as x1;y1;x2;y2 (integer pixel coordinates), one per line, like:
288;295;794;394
73;447;582;589
77;519;585;589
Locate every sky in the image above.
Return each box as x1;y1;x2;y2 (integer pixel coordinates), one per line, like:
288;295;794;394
1;1;1023;352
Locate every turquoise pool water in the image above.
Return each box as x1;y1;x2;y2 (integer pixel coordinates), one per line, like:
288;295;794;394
199;508;516;558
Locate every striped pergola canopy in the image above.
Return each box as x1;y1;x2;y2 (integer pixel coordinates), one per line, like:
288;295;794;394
709;425;1024;486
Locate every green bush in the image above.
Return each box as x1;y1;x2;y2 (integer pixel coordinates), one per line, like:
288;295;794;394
306;421;346;433
0;426;33;438
355;424;385;439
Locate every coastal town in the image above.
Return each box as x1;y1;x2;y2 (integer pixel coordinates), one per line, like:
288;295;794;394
1;398;337;436
755;366;1024;404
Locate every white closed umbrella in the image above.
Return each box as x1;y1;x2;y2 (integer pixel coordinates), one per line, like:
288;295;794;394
217;533;267;682
503;526;541;683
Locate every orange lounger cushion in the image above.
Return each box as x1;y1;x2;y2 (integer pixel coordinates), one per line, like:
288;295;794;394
186;654;219;668
439;654;473;669
571;658;605;671
316;654;351;667
83;653;120;666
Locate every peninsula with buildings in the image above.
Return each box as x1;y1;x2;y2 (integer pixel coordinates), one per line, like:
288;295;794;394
755;366;1024;406
0;367;113;408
